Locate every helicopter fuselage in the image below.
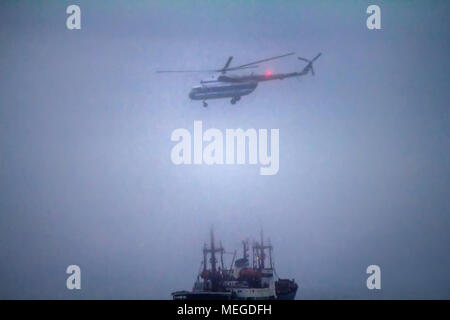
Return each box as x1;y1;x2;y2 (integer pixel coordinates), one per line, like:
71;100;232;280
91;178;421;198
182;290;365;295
189;80;258;102
188;71;306;103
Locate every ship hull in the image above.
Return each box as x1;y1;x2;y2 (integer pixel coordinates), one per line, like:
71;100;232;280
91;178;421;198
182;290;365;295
172;289;297;300
276;290;297;300
172;291;232;300
275;279;298;300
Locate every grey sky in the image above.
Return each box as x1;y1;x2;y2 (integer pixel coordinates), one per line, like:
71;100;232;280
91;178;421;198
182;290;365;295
0;0;449;299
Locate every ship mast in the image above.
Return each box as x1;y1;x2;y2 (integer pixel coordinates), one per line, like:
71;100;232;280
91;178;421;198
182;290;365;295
203;243;208;273
252;229;273;270
260;229;265;269
268;238;273;269
205;228;223;272
201;228;225;291
242;239;249;260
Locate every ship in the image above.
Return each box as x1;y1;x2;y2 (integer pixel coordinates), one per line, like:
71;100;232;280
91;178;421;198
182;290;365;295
172;229;298;300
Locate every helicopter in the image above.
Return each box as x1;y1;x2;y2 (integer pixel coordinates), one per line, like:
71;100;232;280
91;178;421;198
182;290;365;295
156;52;321;107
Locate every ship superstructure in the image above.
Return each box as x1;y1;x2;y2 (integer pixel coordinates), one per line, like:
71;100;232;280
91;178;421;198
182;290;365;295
172;229;298;300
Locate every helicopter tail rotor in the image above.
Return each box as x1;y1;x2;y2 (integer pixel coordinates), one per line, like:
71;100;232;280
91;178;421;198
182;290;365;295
298;53;321;76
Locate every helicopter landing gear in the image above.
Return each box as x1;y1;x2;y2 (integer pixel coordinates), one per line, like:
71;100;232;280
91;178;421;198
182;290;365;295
230;96;241;105
203;101;208;107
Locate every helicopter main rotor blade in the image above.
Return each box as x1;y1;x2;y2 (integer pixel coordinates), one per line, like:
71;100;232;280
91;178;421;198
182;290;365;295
220;65;259;72
221;56;233;74
156;69;219;73
232;52;295;69
155;52;297;74
155;65;259;73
